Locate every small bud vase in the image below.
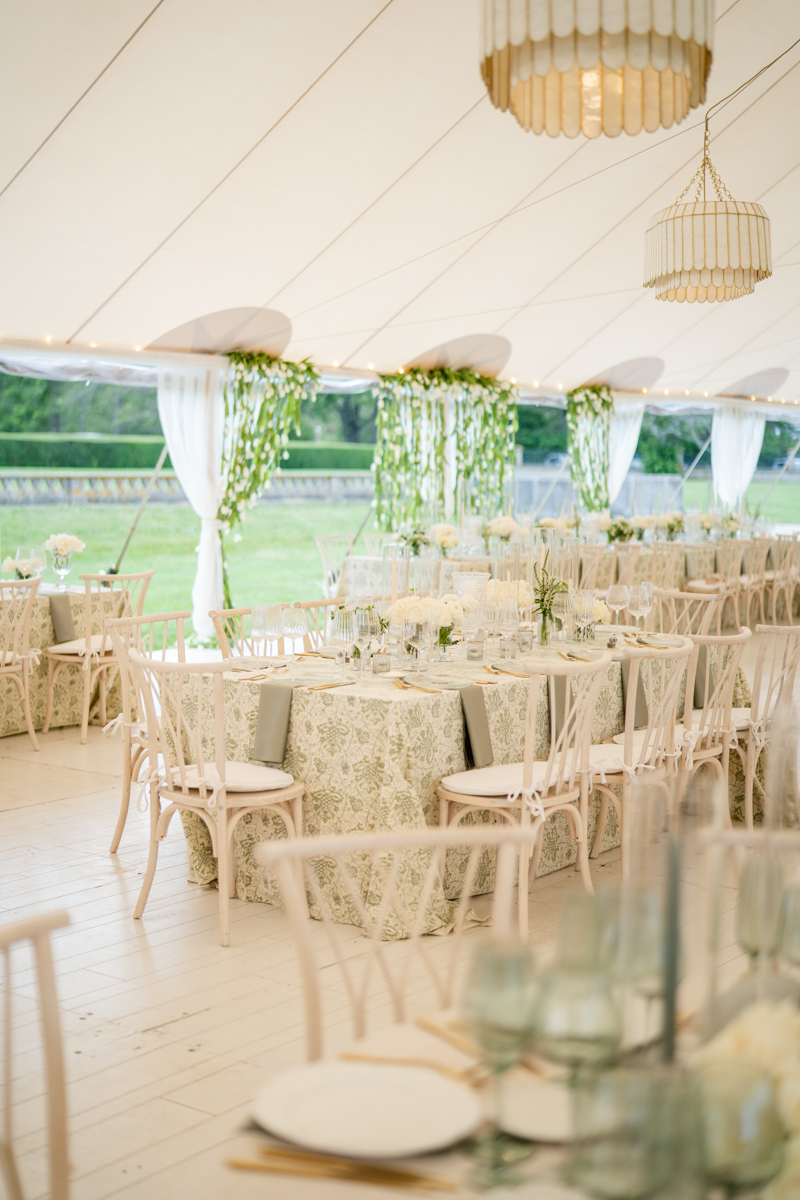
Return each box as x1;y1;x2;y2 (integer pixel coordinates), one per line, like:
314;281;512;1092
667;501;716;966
537;613;550;647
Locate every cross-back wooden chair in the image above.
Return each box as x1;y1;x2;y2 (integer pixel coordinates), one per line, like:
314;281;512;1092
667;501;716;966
686;539;748;632
651;588;720;637
362;532;396;556
588;637;694;873
740;537;773;627
1;910;70;1200
314;534;355;599
651;542;683;590
293;598;342;649
0;576;41;749
210;604;298;658
615;543;642;587
766;534;799;625
126;651;306;946
42;570;154;744
680;627;752;808
728;624;800;829
579;544;610;592
258;825;539;1062
437;653;612;937
104;612;190;853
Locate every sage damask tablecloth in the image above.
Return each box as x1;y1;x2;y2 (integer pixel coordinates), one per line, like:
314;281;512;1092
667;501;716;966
0;587;123;738
180;641;752;929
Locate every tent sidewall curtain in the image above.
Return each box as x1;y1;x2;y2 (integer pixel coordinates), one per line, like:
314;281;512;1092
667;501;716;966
711;406;766;511
608;401;645;506
158;367;225;640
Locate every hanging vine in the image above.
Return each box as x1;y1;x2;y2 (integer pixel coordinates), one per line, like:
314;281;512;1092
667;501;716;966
566;383;614;513
217;350;319;606
373;367;518;531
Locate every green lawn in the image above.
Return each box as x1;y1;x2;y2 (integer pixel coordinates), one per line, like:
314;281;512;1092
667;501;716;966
684;478;800;523
1;503;371;630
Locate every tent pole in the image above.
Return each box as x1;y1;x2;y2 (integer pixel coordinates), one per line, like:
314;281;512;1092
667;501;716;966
666;432;712;510
108;442;169;574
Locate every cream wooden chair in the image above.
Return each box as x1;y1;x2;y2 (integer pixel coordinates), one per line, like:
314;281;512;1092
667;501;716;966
651;542;684;590
579;544;609;592
651;588;720;637
0;576;41;750
104;612;190;853
728;624;800;829
740;537;773;627
678;627;752;809
210;603;295;657
437;653;612;937
293;597;342;649
588;637;694;873
363;532;396;556
42;570;154;744
258;825;539;1062
127;651;306;946
1;909;70;1200
686;540;747;632
765;534;798;625
314;534;355;598
615;543;642;587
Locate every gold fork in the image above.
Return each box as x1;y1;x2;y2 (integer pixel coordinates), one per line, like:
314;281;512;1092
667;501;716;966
393;679;442;694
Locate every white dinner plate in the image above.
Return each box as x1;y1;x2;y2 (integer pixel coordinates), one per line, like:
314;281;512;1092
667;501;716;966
251;1061;482;1159
498;1072;572;1143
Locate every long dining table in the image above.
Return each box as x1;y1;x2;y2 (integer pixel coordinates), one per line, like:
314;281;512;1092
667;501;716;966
180;632;753;931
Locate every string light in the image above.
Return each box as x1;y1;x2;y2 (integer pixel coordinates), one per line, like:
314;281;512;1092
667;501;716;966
332;361;339;367
45;336;51;342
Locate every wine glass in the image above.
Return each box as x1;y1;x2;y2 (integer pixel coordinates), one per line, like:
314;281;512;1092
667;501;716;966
281;608;309;680
698;1062;785;1197
533;965;622;1087
388;611;406;664
552;591;573;641
736;854;784;964
497;598;518;657
627;585;646;636
461;941;538;1189
606;584;629;626
354;608;377;674
638;581;653;632
572;590;595;642
250;604;267;659
264;604;284;655
477;598;498;641
331;608;356;680
571;1068;672;1199
13;548;33;579
49;548;73;591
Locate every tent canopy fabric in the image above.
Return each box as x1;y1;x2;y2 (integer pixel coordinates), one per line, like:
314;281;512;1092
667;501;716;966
1;0;800;419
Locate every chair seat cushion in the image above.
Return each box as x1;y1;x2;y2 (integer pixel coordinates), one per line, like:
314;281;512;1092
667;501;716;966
441;762;526;797
729;707;753;731
685;579;723;594
176;760;294;793
47;633;112;655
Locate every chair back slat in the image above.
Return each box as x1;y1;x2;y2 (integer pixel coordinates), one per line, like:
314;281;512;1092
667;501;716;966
0;578;40;667
78;571;154;654
105;611;190;728
652;588;720;636
615;544;641;587
1;910;70;1200
621;638;693;771
529;654;612;797
684;628;751;748
259;826;539;1061
578;545;608;591
210;605;293;657
752;625;800;726
651;543;683;590
314;535;355;598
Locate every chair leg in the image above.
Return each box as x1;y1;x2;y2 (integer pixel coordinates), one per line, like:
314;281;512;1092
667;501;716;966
134;784;163;919
98;668;107;727
22;663;39;751
217;809;231;948
80;667;92;745
42;657;58;734
110;739;141;853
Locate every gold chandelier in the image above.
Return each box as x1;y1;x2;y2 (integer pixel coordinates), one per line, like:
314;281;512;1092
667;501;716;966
644;129;772;302
479;0;714;139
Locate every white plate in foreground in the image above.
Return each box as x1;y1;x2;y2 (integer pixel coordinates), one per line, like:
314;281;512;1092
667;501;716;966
498;1072;572;1143
251;1061;482;1159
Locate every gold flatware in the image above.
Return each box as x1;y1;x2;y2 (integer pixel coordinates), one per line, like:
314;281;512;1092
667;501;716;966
490;665;527;677
473;678;497;685
416;1014;552;1081
558;651;592;663
227;1146;457;1191
339;1049;487;1086
307;681;354;691
393;679;441;694
482;665;499;675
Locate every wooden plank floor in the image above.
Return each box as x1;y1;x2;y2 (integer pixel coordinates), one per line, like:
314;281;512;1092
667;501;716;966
2;628;776;1199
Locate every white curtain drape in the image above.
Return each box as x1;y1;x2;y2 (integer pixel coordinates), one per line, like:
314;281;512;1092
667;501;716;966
711;407;766;511
608;400;645;505
158;367;226;640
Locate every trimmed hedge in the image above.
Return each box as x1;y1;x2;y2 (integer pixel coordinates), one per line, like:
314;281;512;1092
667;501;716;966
0;433;376;472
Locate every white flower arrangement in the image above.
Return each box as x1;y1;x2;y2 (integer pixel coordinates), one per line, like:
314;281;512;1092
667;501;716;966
3;556;36;579
700;513;715;532
537;516;569;532
486;515;522;540
43;534;85;556
596;514;613;531
593;598;611;623
428;523;458;550
386;595;453;628
486;578;533;607
631;514;656;531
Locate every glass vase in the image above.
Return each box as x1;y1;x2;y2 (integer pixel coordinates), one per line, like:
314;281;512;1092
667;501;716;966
538;614;550;647
51;550;72;591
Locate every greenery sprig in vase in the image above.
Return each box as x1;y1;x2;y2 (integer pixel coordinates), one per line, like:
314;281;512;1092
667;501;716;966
531;552;568;647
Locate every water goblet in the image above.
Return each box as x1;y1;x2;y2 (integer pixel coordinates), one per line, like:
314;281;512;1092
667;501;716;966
698;1062;785;1197
331;608;356;680
264;604;284;655
49;548;73;591
626;585;646;635
13;548;33;579
606;584;629;626
281;608;309;680
250;604;267;658
552;591;574;642
533;964;622;1086
354;607;377;674
405;618;432;674
572;590;595;642
461;941;538;1189
638;581;653;631
29;545;47;577
736;854;784;965
497;597;519;658
571;1068;672;1199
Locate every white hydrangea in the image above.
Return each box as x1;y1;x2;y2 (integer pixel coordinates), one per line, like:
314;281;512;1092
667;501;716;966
43;534;85;555
385;595;452;627
428;523;459;549
537;517;569;532
631;515;656;530
486;579;533;607
593;598;611;623
486;515;521;539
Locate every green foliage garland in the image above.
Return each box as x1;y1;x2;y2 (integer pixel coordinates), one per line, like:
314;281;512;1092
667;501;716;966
217;350;319;606
373;367;518;530
566;383;614;513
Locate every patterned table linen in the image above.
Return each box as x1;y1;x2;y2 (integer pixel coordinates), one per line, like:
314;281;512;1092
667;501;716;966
0;589;124;738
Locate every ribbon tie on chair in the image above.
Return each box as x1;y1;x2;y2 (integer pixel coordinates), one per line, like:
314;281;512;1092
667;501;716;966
507;787;546;821
77;644;102;672
680;728;704;773
22;647;41;668
102;713;135;736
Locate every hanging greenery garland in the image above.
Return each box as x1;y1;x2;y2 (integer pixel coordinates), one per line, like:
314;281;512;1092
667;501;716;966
373;367;518;530
217;350;319;606
566;383;614;513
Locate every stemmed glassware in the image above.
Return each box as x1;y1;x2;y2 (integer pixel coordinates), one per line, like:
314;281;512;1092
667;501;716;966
461;941;538;1189
281;608;309;680
250;604;267;658
736;854;784;964
606;584;629;626
49;548;73;591
627;585;646;635
331;608;356;680
264;604;285;655
497;598;519;657
552;591;574;641
698;1062;785;1197
405;617;433;674
354;607;379;674
572;590;595;641
571;1069;673;1199
638;582;653;632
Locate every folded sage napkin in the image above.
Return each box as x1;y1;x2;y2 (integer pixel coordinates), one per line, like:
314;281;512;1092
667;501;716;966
685;548;699;581
49;594;76;644
252;681;294;765
619;657;650;730
457;684;493;769
693;644;708;710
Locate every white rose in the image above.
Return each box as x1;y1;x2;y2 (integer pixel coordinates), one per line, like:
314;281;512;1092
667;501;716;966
593;599;610;623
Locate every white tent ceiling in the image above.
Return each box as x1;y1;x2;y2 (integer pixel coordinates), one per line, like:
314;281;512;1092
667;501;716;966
2;0;800;418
